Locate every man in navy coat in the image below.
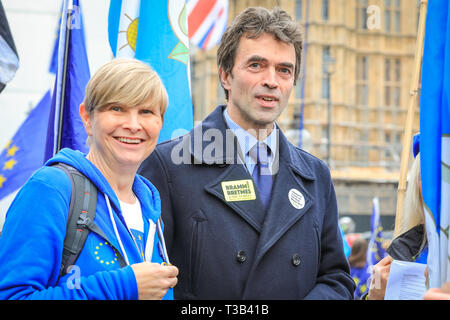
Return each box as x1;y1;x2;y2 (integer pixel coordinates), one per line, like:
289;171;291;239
139;7;355;299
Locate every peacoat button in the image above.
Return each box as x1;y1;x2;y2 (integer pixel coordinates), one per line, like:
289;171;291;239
292;253;301;266
236;250;247;263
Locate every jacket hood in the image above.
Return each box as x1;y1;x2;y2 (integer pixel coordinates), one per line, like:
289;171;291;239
45;148;161;223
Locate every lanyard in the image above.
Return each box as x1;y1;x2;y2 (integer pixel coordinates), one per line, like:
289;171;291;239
156;218;170;265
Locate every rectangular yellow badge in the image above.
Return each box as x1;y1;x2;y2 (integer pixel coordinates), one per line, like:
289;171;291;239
221;179;256;202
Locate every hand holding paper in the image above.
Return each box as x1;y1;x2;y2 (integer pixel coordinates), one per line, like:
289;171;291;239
384;260;427;300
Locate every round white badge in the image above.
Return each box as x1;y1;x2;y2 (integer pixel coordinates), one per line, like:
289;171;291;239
288;189;305;209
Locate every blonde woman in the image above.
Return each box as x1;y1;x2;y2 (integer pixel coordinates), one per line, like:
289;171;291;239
0;59;178;300
388;152;427;262
367;135;426;300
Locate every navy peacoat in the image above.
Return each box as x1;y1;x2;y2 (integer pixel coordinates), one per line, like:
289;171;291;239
139;105;355;299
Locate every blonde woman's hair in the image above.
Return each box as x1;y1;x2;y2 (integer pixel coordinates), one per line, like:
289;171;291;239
83;58;168;119
396;154;426;244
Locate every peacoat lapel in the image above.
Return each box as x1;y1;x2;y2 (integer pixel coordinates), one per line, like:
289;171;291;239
250;129;317;268
204;164;267;232
189;105;268;231
188;105;317;251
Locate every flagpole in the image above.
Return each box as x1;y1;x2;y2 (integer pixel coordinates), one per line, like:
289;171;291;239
56;3;73;152
298;0;310;149
394;0;428;237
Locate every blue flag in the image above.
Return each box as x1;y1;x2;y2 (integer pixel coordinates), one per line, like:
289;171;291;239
44;0;90;160
350;264;370;299
48;2;62;75
108;0;194;143
0;91;52;200
49;1;86;76
420;0;450;288
366;197;386;269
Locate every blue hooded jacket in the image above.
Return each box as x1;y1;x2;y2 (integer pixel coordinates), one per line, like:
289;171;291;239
0;148;173;300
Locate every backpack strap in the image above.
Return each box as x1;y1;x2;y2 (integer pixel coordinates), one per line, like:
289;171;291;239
52;163;127;279
53;163;98;278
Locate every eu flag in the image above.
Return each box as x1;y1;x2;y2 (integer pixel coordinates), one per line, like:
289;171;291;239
366;197;386;269
108;0;194;143
48;2;63;75
0;91;52;200
44;0;90;160
350;264;370;299
420;0;450;288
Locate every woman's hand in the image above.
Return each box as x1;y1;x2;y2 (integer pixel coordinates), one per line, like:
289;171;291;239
367;255;393;300
131;262;179;300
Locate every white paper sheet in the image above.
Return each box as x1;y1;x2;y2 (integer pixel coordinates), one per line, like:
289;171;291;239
384;260;427;300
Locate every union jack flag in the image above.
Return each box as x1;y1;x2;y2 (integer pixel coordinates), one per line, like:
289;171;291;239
187;0;228;50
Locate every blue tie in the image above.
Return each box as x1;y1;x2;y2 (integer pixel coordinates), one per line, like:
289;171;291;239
250;142;273;209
